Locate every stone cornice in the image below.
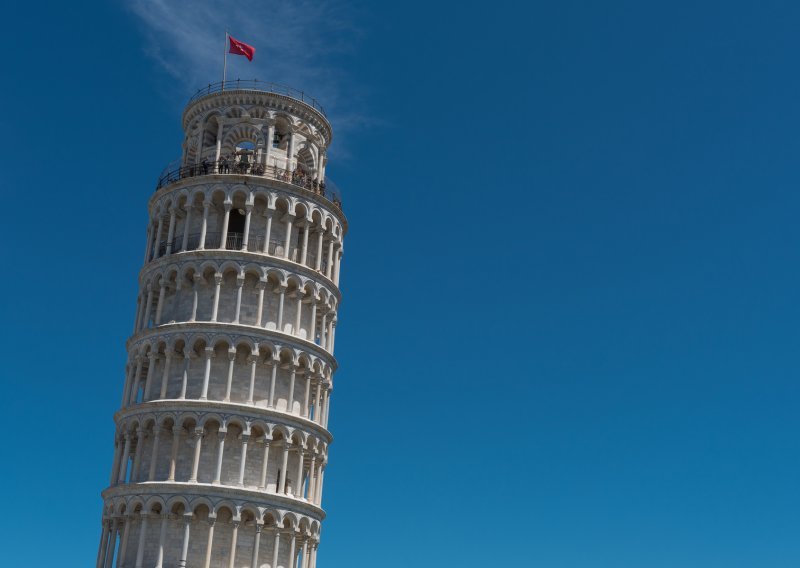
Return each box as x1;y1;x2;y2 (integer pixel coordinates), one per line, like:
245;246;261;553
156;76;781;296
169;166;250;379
101;481;326;521
126;322;339;372
115;399;333;444
139;249;342;301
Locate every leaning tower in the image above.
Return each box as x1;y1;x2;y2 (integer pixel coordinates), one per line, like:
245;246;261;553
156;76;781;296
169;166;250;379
96;80;346;568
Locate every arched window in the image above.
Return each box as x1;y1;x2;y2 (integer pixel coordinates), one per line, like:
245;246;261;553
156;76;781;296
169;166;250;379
233;141;255;174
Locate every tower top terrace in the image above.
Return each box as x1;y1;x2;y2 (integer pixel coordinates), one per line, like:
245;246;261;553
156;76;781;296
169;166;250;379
181;79;332;149
162;79;342;214
188;80;328;117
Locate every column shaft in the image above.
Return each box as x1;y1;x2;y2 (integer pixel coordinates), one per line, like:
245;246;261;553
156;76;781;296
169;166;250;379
228;522;240;568
247;357;257;404
177;517;191;568
179;355;191;399
117;518;131;568
96;521;109;568
110;438;123;485
287;533;297;568
284;218;294;259
277;289;286;330
199;202;210;249
251;526;263;568
214;431;226;484
134;514;148;568
309;302;317;344
151;216;164;259
300;223;310;265
326;241;335;278
143;354;157;401
259;441;271;489
167;428;181;481
234;278;244;322
148;428;161;481
294;293;304;336
130;431;145;482
315;231;324;271
142;288;154;330
279;443;290;493
307;455;317;502
190;279;200;321
159;353;172;398
200;348;214;400
287;368;296;414
117;435;132;484
303;375;312;418
256;283;266;326
271;530;281;568
165;209;177;254
154;284;166;325
189;428;204;482
268;363;278;408
154;514;168;568
211;274;222;321
242;206;252;250
129;358;143;406
238;436;249;486
224;351;236;402
313;381;322;423
203;521;216;568
181;205;192;251
263;214;273;253
295;449;305;498
219;205;231;248
105;522;118;568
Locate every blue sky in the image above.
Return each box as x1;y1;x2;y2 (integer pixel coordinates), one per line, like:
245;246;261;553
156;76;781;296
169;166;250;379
2;0;800;566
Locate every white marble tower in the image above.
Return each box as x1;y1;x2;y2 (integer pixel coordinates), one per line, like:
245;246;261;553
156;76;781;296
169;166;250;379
96;80;346;568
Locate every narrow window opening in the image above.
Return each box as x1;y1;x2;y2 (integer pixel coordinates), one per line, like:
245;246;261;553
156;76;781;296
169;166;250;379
227;209;246;250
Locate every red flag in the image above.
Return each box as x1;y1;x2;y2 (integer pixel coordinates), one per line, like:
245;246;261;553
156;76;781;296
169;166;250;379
229;36;255;61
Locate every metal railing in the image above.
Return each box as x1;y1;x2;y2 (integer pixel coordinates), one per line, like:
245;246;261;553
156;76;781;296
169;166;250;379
156;162;343;213
188;79;327;117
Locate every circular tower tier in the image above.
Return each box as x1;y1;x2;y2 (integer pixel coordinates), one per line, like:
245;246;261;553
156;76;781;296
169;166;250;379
96;82;347;568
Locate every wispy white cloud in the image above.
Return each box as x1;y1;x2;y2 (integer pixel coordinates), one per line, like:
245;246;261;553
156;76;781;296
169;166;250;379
127;0;371;151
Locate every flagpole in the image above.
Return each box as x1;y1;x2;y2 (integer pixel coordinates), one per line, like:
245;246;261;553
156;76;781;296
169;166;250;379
222;31;228;90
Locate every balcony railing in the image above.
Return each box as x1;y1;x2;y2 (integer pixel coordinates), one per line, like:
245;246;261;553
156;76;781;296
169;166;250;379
156;162;343;213
187;80;327;117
